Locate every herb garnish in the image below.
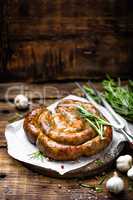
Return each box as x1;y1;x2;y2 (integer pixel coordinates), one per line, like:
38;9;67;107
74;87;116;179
98;175;106;185
77;106;111;139
102;78;133;122
29;151;44;161
80;174;106;193
80;183;103;193
84;78;133;122
95;159;104;166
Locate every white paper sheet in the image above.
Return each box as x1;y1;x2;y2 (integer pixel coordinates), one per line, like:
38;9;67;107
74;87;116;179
5;95;129;175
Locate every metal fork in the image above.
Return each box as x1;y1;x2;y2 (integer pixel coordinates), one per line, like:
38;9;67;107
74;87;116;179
75;82;133;143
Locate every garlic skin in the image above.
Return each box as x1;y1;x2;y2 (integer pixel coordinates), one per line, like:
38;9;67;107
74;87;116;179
116;155;132;172
106;172;124;194
127;166;133;180
14;94;29;109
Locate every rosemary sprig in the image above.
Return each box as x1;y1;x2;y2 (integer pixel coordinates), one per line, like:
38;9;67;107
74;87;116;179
29;151;44;162
102;78;133;122
95;159;104;166
77;106;111;139
80;174;106;193
80;183;103;193
84;78;133;122
98;175;106;185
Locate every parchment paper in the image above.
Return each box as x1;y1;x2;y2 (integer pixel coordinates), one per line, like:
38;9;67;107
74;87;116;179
5;95;131;175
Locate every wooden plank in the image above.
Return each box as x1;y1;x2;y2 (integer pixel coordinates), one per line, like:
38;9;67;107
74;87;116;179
0;82;84;100
0;0;132;82
6;0;130;36
5;0;130;39
5;0;118;41
7;17;114;39
1;35;131;82
0;81;128;100
6;0;114;19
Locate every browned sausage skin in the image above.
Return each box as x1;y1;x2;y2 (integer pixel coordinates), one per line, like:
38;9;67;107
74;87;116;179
23;107;45;144
39;111;97;145
23;100;112;160
36;126;112;161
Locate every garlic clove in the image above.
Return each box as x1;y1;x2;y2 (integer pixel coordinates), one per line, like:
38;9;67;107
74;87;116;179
127;166;133;180
106;172;124;194
14;94;29;110
116;155;132;172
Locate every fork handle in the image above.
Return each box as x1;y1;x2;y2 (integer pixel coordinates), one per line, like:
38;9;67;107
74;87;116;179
100;96;124;129
120;129;133;143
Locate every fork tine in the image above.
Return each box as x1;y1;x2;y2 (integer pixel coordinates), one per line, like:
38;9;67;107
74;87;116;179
87;81;99;96
121;129;133;142
87;81;103;105
75;82;101;110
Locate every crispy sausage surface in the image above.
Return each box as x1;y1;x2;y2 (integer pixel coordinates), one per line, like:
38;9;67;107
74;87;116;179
37;126;112;160
23;100;112;160
38;101;97;145
23;107;45;144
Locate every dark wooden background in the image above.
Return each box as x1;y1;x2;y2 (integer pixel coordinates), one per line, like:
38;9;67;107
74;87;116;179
0;0;132;82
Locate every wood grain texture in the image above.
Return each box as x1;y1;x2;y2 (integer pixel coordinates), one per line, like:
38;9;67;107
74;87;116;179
0;0;132;82
0;81;82;100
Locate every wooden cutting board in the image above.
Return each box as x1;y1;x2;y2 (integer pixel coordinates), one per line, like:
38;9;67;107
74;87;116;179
20;142;125;179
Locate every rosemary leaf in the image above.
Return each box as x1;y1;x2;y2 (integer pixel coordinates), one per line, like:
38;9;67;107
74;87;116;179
103;78;133;122
98;175;106;185
29;151;44;161
80;183;103;193
80;183;95;189
77;106;110;139
95;186;103;193
95;159;104;166
84;78;133;122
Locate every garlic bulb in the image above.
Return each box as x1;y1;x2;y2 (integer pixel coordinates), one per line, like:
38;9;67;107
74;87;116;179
116;155;132;172
14;94;29;109
127;166;133;180
106;172;124;194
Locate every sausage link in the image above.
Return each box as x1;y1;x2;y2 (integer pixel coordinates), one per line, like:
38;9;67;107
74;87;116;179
36;126;112;160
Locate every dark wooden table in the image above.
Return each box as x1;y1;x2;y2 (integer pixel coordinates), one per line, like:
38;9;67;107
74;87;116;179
0;82;133;200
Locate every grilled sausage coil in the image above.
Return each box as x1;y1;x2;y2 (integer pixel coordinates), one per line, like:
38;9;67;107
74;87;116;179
23;100;112;160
